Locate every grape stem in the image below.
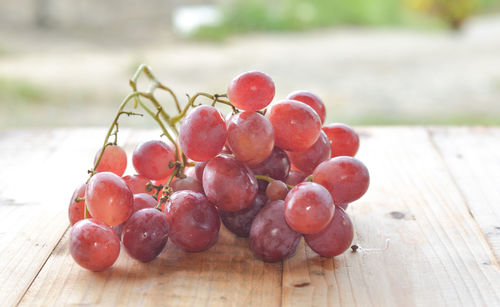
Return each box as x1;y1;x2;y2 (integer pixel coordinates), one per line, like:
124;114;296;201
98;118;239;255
75;197;85;202
254;175;294;189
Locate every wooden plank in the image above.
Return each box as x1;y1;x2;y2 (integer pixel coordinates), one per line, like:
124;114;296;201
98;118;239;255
282;127;500;306
429;127;500;261
0;129;106;306
17;130;283;307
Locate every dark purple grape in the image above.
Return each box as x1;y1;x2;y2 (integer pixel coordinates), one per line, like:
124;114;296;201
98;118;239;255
249;147;290;192
249;200;301;262
219;193;267;237
122;208;169;262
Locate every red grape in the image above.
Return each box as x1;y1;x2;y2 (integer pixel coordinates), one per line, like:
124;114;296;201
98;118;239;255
227;71;275;111
265;180;288;201
287;90;326;124
203;155;258;212
122;208;169;262
322;123;359;157
194;161;207;183
132;140;176;180
288;131;331;174
94;145;127;177
85;172;134;226
132;193;157;212
285;170;308;186
284;182;334;234
266;100;321;152
68;183;91;225
219;193;267;237
70;218;120;271
249;147;290;192
227;111;274;165
122;174;153;195
249;200;301;262
179;105;227;162
304;206;353;257
171;176;204;194
164;191;220;252
313;157;369;205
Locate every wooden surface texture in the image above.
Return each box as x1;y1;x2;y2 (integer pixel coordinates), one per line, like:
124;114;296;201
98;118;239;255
0;127;499;307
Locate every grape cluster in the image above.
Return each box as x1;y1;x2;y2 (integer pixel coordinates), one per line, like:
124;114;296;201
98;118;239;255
68;68;370;271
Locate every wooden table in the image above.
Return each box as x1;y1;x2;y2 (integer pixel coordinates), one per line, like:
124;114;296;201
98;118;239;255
1;127;499;306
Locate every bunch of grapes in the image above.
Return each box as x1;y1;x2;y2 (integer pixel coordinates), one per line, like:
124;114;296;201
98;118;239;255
68;66;370;271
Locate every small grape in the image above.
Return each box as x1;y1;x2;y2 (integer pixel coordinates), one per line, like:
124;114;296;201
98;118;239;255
94;145;127;176
194;161;207;184
164;191;220;252
171;176;204;194
288;131;331;174
68;183;91;225
85;172;134;226
227;71;275;111
249;200;301;262
122;208;169;262
249;147;290;192
304;206;354;257
266;100;321;152
265;180;288;201
219;193;267;237
122;174;153;195
132;140;176;180
132;193;157;212
285;170;308;186
284;182;334;234
203;155;258;212
287;90;326;124
179;105;227;162
70;218;120;271
322;123;359;157
313;157;369;205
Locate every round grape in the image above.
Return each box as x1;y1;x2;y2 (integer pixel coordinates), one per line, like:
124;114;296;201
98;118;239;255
227;111;274;165
122;208;169;262
266;100;321;152
94;145;127;177
227;71;275;111
285;170;308;186
194;161;207;184
171;176;204;194
179;105;227;162
304;206;354;257
219;193;267;237
164;191;220;252
70;218;120;271
284;182;334;234
132;140;176;180
249;147;290;192
85;172;134;226
265;180;288;201
322;123;359;157
288;131;331;174
122;174;153;195
287;90;326;124
68;183;91;226
249;200;301;262
132;193;157;212
313;157;369;205
203;155;258;212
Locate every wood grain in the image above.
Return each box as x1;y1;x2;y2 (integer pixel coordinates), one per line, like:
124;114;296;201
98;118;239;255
282;127;500;307
429;127;500;261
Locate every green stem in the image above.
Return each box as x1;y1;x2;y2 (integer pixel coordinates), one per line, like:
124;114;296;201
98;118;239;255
255;175;294;189
171;92;234;125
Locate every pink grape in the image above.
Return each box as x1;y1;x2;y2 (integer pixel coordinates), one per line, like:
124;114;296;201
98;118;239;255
85;172;134;226
266;100;321;152
304;206;354;257
249;200;301;262
70;218;120;271
287;90;326;124
179;105;227;162
322;123;359;157
122;174;153;195
227;71;275;111
284;182;334;234
122;208;169;262
132;140;176;180
249;147;290;192
285;170;308;186
203;155;258;212
227;111;274;165
68;183;91;225
194;161;207;183
171;176;204;194
132;193;157;212
94;145;127;176
288;131;331;174
265;180;288;201
164;191;220;252
219;193;267;237
313;156;369;205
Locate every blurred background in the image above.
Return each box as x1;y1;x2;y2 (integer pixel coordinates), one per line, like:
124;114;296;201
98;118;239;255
0;0;499;128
